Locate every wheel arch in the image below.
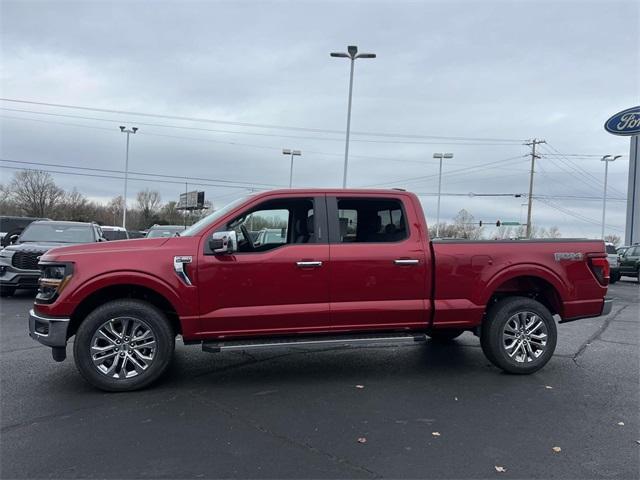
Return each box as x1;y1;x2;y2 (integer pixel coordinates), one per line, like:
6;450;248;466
68;281;182;338
481;266;567;318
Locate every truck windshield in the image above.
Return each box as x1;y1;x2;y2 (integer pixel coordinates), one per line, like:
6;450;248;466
19;223;94;243
181;196;248;236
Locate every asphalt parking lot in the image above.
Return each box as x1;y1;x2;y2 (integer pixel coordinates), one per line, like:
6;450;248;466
1;280;638;479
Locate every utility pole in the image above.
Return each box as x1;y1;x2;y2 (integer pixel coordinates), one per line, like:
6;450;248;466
433;152;454;237
524;138;545;238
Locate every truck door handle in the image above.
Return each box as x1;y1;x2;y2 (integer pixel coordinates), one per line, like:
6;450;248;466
296;261;323;268
394;259;419;266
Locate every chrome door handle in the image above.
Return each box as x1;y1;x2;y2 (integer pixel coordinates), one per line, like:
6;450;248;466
394;259;419;266
296;261;323;268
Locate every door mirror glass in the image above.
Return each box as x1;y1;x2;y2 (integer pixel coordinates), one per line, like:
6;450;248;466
9;234;19;245
210;231;237;254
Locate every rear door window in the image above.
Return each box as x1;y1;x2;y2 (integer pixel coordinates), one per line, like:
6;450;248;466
333;198;408;243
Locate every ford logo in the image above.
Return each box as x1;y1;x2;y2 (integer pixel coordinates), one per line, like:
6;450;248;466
604;106;640;136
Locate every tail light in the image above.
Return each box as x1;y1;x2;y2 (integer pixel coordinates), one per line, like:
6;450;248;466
588;256;609;286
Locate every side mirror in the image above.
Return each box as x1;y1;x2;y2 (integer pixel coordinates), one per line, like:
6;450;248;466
210;231;237;254
9;234;19;245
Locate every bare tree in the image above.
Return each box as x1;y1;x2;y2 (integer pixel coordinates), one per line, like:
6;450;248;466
136;189;162;228
8;170;64;217
604;234;621;246
59;188;90;221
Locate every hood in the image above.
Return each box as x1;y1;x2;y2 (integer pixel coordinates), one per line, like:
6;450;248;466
40;237;170;261
5;241;72;254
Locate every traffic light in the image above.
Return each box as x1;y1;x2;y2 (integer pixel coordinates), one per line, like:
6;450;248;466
479;221;483;227
496;220;501;227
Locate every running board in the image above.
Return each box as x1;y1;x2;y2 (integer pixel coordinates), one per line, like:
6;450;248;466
202;332;427;353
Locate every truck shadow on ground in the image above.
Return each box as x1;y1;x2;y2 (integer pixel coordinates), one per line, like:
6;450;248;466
163;339;494;389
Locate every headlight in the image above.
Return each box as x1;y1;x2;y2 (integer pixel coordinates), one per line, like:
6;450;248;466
36;263;74;304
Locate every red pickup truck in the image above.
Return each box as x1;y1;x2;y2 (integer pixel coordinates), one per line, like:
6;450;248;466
28;189;612;391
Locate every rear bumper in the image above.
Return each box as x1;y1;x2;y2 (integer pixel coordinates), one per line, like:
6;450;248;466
559;297;612;324
28;309;70;348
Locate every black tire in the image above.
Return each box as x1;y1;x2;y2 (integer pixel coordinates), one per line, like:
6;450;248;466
480;296;557;374
0;286;16;297
427;328;464;342
73;299;175;392
610;272;618;284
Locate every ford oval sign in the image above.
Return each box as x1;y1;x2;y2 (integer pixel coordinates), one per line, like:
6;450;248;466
604;106;640;136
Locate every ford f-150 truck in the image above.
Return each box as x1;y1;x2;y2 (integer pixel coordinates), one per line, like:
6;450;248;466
28;189;612;391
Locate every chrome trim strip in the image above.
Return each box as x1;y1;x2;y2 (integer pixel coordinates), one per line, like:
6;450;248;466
205;335;427;352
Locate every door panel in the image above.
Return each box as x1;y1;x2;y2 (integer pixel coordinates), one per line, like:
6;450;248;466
196;195;330;337
327;195;430;330
198;244;330;336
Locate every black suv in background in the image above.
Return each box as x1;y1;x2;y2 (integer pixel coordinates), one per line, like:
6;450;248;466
0;216;47;247
0;221;105;297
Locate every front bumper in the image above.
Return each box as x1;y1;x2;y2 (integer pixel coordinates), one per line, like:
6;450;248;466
0;264;40;289
28;309;70;348
601;298;613;316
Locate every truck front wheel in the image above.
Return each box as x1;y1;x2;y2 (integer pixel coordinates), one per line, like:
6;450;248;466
481;297;557;374
73;299;175;392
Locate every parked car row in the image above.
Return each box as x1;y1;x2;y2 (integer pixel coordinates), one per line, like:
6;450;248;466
0;219;187;297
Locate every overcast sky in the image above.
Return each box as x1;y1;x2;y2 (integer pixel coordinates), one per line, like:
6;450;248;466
1;0;638;238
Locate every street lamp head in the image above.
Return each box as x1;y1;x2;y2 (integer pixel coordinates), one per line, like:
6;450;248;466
601;155;612;161
356;53;376;59
443;153;454;159
132;127;138;133
613;155;622;160
330;52;349;58
119;126;126;132
433;153;442;159
347;45;358;56
292;150;302;156
282;149;292;155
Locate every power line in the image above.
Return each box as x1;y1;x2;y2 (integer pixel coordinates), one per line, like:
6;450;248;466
0;107;520;146
536;197;623;232
363;155;527;187
1;113;495;167
0;97;525;143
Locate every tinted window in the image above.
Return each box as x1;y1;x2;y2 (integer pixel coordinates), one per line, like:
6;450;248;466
20;223;94;243
103;230;128;241
336;198;407;243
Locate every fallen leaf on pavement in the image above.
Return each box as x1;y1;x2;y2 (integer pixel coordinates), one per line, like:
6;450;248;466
495;466;507;473
357;437;367;444
618;422;625;426
432;432;441;437
545;385;553;389
552;446;562;453
454;397;458;401
355;385;365;389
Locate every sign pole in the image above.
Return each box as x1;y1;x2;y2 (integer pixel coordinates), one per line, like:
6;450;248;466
626;135;639;245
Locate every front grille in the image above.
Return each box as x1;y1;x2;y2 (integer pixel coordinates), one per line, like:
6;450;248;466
11;251;41;270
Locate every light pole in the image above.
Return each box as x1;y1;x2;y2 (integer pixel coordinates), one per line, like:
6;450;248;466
601;154;622;239
433;153;454;237
282;149;302;188
330;45;376;188
119;126;138;228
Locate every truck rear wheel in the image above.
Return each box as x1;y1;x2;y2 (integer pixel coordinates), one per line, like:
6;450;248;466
481;297;557;374
73;299;175;392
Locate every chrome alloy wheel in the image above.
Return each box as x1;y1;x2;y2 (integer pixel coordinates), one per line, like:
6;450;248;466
502;311;548;363
90;317;157;379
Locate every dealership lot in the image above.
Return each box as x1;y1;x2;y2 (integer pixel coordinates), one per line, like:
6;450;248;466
1;281;638;479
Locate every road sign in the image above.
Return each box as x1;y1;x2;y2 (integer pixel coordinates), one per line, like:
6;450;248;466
500;222;521;226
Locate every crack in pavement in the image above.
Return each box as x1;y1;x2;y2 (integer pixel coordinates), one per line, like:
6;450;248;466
572;304;631;366
188;389;381;479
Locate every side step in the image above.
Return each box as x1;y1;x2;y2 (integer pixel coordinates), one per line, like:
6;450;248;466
202;332;427;353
